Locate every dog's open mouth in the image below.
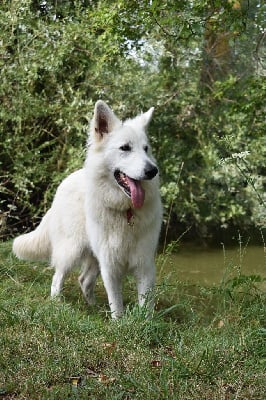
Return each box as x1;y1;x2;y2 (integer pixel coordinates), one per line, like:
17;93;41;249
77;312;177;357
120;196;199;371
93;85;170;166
114;170;145;209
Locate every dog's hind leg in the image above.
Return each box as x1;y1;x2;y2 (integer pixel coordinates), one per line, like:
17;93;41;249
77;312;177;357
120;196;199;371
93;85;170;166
50;242;82;298
51;269;66;298
79;256;100;305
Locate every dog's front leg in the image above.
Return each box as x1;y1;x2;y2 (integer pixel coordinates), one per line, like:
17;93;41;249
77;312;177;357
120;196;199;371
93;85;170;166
100;266;123;319
134;263;156;317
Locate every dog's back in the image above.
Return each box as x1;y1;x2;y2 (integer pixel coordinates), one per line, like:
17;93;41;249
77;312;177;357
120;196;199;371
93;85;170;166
13;169;88;263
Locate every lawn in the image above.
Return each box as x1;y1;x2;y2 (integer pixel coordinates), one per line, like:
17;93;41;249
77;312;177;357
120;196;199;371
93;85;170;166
0;241;265;399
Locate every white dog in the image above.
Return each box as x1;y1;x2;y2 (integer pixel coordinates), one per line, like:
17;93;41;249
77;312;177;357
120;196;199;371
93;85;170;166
13;101;162;318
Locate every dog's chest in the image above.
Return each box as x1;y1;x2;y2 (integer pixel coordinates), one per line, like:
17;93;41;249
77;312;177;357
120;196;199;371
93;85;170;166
87;208;147;257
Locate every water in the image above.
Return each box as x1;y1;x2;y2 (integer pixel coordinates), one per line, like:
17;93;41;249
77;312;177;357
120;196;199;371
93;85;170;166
158;244;266;286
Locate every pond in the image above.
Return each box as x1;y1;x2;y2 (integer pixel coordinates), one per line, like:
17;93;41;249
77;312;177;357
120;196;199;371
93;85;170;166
158;244;266;286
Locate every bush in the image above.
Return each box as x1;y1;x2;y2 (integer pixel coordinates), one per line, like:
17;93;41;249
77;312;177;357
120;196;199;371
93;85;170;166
0;0;265;242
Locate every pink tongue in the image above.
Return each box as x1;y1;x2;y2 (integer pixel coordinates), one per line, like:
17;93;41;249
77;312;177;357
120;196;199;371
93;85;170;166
127;177;145;208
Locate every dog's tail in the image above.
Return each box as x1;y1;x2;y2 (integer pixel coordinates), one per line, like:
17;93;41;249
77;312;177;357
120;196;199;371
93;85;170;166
13;210;51;261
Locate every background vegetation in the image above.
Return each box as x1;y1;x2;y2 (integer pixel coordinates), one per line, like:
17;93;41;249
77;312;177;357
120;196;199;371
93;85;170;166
0;0;265;242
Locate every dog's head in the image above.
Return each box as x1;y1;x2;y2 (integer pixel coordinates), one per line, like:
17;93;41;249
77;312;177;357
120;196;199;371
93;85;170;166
88;101;158;209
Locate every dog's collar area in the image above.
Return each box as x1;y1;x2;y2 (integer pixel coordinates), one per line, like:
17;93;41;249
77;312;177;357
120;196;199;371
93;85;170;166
126;208;134;226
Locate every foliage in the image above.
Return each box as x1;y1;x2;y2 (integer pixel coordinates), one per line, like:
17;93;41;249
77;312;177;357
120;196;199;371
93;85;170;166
0;0;265;241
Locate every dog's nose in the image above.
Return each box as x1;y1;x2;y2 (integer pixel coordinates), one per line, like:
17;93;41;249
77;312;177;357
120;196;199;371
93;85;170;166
144;164;158;180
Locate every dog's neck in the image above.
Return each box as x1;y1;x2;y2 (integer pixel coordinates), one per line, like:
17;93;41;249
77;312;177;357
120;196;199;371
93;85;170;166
126;208;134;226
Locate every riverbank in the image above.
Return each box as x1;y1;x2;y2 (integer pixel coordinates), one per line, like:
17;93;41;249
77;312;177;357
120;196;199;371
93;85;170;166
158;243;266;286
0;241;265;399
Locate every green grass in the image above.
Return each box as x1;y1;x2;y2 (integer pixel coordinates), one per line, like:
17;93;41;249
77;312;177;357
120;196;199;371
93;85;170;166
0;241;265;399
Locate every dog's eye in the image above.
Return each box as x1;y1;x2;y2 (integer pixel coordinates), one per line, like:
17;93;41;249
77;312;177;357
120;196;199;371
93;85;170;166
120;144;131;152
144;145;149;153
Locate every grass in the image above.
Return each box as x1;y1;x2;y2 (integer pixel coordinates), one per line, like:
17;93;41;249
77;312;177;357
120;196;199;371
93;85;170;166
0;241;265;399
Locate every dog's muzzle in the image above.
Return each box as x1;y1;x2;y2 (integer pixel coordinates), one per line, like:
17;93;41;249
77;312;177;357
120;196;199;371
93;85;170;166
114;162;158;209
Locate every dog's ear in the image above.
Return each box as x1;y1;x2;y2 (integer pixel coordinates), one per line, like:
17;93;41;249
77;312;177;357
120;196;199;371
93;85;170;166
93;100;120;140
140;107;154;128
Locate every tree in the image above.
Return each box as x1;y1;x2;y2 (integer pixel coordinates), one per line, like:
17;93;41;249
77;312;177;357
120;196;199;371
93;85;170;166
0;0;265;242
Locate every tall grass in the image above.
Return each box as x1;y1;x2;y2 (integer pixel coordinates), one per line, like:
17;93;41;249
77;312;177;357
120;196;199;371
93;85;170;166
0;241;265;399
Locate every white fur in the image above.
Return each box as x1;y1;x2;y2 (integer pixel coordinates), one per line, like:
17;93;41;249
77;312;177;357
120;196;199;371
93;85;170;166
13;101;162;318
